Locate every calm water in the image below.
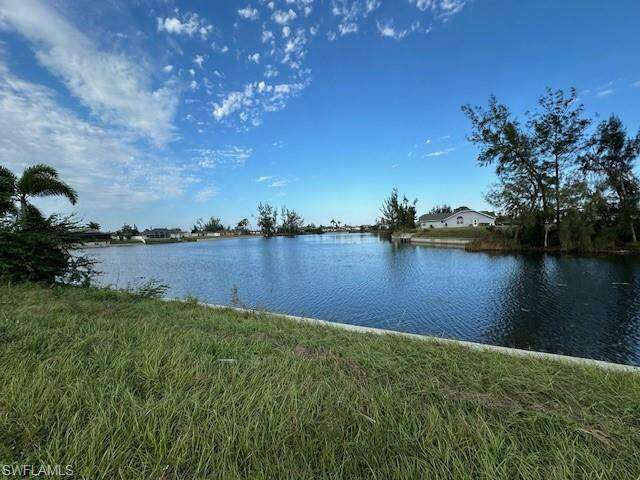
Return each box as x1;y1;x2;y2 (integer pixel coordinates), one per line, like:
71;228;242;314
89;233;640;366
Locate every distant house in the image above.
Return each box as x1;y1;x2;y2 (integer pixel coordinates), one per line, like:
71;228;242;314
418;208;496;229
141;228;186;241
75;228;112;244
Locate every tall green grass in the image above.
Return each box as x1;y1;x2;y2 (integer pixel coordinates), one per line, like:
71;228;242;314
0;283;638;479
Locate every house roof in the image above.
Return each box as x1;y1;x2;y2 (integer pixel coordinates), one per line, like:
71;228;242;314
142;227;185;234
418;212;449;222
419;208;497;223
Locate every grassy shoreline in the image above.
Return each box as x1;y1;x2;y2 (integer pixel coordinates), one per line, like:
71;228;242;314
1;283;639;479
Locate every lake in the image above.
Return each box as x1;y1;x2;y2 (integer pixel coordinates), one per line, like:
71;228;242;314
89;233;640;366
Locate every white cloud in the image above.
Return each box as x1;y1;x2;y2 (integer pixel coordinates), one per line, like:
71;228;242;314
338;23;358;35
248;52;261;63
193;146;253;168
194;186;218;203
596;89;614;97
376;20;429;40
212;80;308;125
213;91;247;121
262;30;274;43
238;6;259;20
0;60;192;212
194;54;204;68
157;12;213;38
273;9;298;24
264;65;279;77
163;64;174;73
0;0;178;145
269;179;289;188
409;0;468;18
426;147;456;157
631;80;640;88
255;175;274;182
211;42;230;53
376;20;422;40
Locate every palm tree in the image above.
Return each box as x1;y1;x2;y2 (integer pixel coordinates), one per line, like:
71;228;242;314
0;164;77;218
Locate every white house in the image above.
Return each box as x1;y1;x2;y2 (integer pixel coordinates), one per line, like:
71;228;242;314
418;208;496;229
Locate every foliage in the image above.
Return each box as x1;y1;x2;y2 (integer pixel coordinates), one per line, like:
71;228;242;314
279;206;304;235
530;88;591;225
193;216;224;233
579;115;640;242
0;164;93;285
257;202;278;237
463;89;640;251
115;223;139;239
304;223;324;234
86;221;101;230
428;204;452;215
0;166;17;218
122;279;169;299
379;188;417;232
1;163;78;218
0;210;97;285
235;218;250;234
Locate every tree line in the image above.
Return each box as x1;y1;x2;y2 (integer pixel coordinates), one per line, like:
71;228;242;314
463;87;640;250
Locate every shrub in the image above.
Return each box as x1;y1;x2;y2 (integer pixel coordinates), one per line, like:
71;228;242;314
0;211;96;285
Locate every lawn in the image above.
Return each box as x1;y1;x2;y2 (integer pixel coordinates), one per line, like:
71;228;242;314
412;226;492;238
0;283;638;479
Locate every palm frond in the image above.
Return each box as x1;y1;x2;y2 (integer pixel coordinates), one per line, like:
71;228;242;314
18;164;78;205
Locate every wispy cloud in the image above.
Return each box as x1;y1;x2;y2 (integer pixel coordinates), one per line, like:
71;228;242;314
631;80;640;88
596;89;614;98
409;0;469;19
157;11;213;38
255;175;274;183
0;59;193;212
193;186;218;203
0;0;179;145
426;147;457;157
238;6;259;21
269;179;289;188
193;146;253;168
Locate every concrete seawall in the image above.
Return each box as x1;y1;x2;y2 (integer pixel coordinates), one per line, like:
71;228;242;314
391;233;472;247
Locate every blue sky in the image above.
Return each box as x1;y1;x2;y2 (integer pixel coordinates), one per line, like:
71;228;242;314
0;0;639;230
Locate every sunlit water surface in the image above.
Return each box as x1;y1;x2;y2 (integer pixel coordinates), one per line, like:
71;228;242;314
89;233;640;366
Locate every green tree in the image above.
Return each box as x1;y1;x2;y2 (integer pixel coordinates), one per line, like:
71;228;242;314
86;221;101;230
236;218;250;234
380;188;417;232
0;164;78;218
579;116;640;242
530;88;591;226
203;217;224;232
280;206;304;235
0;164;94;285
428;204;452;215
193;217;224;233
463;95;552;246
116;224;138;239
0;166;17;218
257;203;278;237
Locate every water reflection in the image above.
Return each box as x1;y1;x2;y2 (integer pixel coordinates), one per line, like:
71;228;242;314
89;234;640;366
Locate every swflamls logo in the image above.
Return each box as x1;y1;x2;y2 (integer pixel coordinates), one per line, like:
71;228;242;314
1;464;74;477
